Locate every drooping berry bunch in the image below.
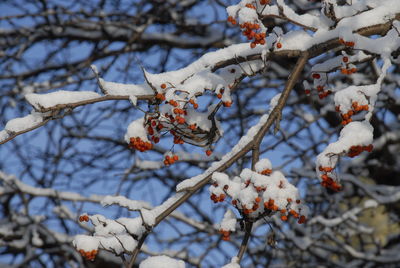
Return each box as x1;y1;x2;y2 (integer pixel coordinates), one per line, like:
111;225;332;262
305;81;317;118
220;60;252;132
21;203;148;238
347;144;373;158
227;1;268;48
241;22;266;48
317;166;342;192
219;229;231;241
129;137;153;152
78;249;98;261
163;153;179;166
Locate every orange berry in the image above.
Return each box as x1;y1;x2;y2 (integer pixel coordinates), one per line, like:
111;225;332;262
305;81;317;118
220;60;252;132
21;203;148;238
250;42;256;49
223;101;232;107
255;197;261;203
206;150;212;156
161;83;167;89
261;169;272;175
176;116;185;124
217;93;222;99
173;155;179;161
281;215;288;221
156;93;165;100
276;42;282;48
298;215;306;224
222;235;230;241
342;56;349;62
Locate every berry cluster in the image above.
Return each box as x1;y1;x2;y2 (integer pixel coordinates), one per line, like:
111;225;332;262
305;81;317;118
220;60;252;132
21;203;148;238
210;169;307;222
227;2;267;48
78;249;98;261
227;16;237;25
264;198;306;223
321;174;342;192
317;86;332;99
339;38;355;47
211;163;308;242
318;166;342;192
210;182;227;203
259;168;272;175
340;56;357;75
129;137;153;152
219;229;231;241
337;101;369;125
163;154;179;166
341;67;357;75
241;22;266;48
348;144;373;158
128;78;233;165
312;73;332;99
79;215;89;222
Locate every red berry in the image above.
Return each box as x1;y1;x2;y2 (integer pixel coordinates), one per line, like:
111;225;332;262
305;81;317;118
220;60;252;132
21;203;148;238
312;73;321;79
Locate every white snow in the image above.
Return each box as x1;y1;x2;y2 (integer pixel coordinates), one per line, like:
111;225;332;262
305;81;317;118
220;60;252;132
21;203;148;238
4;111;44;133
220;209;237;231
316;121;374;169
99;78;153;96
73;235;99;251
254;158;272;173
139;255;185;268
26;90;101;109
0;130;10;143
124;117;149;143
141;209;156;226
101;195;150;211
222;257;241;268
